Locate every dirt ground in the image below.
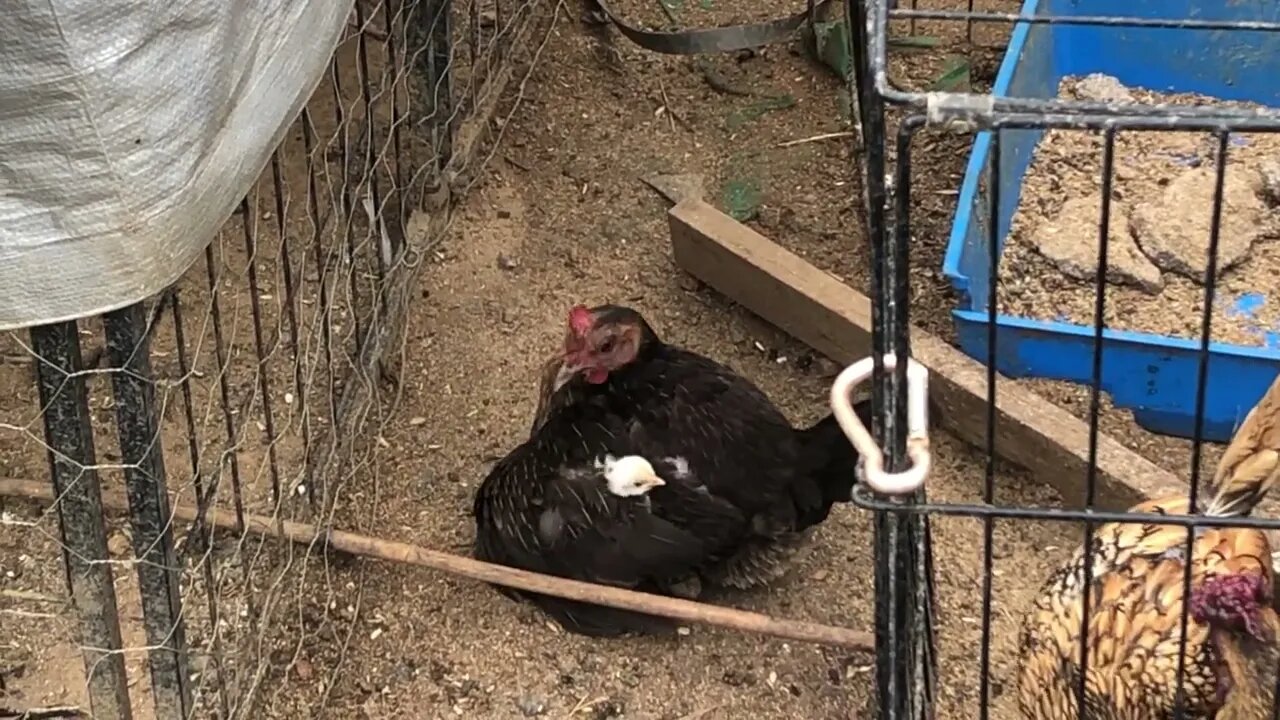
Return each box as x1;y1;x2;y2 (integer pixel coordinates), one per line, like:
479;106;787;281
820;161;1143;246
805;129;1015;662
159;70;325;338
0;1;1249;719
999;76;1280;347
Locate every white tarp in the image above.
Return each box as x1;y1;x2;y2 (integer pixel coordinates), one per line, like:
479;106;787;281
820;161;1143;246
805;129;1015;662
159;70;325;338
0;0;355;331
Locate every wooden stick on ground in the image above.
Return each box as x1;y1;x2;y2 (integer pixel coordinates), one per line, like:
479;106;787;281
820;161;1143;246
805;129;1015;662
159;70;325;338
0;706;84;719
0;477;874;651
668;198;1188;511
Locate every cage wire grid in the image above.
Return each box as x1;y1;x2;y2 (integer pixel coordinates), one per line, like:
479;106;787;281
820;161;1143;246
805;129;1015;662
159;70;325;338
868;0;1280;122
851;0;1280;718
0;0;553;717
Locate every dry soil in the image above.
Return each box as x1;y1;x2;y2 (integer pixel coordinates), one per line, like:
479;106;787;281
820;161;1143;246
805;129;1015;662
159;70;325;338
1;2;1248;720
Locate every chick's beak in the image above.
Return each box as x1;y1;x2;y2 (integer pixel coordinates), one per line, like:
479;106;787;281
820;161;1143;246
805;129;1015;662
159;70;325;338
642;473;666;489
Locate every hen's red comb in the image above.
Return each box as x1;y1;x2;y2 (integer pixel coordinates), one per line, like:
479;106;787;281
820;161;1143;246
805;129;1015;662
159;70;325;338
568;305;594;336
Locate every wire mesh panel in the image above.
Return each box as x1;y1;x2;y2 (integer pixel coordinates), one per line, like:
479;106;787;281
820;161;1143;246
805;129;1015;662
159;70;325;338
851;0;1280;717
0;0;548;717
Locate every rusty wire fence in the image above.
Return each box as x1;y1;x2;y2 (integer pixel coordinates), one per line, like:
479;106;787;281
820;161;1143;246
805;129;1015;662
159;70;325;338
0;0;553;717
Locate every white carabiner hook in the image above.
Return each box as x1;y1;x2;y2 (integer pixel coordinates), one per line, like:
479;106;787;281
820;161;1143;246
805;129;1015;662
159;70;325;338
829;353;932;495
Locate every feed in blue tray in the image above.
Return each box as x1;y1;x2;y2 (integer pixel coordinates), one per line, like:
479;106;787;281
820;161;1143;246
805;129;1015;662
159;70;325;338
996;75;1280;349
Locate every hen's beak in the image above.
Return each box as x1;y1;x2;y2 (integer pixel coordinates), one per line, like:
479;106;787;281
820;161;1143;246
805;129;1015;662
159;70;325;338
561;347;587;372
551;360;576;393
563;352;610;384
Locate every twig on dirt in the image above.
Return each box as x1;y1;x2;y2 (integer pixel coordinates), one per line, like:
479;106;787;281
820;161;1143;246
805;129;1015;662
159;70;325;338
695;58;754;97
563;694;608;718
1;609;58;620
657;77;678;132
0;589;64;605
0;476;876;652
676;705;724;720
0;706;85;719
655;0;679;24
777;131;855;148
504;155;532;172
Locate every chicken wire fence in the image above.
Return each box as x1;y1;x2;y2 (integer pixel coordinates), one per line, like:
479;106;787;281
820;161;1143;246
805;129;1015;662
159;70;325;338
849;0;1280;718
0;0;550;717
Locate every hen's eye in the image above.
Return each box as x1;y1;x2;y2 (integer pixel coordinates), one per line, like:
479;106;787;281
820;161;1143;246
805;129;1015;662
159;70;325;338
598;337;616;354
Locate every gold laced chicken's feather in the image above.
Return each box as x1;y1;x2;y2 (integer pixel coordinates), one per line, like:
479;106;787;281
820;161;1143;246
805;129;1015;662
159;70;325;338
1017;373;1280;719
1206;386;1280;517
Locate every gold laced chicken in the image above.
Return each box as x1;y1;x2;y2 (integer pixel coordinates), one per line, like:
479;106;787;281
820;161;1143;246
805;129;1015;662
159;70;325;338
1017;373;1280;719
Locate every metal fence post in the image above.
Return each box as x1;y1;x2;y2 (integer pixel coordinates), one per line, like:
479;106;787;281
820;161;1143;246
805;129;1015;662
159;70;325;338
30;321;135;720
430;0;455;168
103;302;193;718
849;0;939;716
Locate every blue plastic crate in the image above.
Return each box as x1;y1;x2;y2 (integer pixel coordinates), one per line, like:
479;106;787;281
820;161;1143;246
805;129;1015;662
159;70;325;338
941;0;1280;443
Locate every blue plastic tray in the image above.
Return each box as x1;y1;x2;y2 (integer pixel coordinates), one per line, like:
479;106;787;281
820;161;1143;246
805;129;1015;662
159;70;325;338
942;0;1280;443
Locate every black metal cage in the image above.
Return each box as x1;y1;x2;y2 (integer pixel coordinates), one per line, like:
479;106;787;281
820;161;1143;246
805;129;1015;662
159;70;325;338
851;0;1280;718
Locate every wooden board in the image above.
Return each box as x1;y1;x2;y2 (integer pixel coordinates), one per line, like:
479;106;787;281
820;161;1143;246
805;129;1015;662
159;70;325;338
668;198;1187;511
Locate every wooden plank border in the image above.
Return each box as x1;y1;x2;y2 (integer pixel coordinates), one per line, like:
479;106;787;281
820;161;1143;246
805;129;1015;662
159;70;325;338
668;198;1186;510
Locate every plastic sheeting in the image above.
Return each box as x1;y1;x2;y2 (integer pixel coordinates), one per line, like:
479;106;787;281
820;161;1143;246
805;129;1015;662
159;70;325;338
0;0;355;331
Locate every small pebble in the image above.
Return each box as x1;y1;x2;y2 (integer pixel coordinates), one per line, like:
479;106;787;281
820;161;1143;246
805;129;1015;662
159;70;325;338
1073;73;1134;104
815;358;842;377
676;274;701;292
107;532;131;557
517;696;546;716
1261;160;1280;207
592;700;625;719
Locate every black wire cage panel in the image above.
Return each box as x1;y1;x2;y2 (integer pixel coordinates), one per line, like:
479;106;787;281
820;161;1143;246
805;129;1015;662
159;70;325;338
846;0;1280;718
863;0;1280;122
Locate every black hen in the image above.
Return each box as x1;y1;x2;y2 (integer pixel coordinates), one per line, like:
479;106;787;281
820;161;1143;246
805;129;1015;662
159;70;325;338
474;303;870;635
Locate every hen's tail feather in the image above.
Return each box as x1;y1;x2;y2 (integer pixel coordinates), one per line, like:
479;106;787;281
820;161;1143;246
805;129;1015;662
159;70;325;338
530;594;675;637
1204;375;1280;518
791;401;872;530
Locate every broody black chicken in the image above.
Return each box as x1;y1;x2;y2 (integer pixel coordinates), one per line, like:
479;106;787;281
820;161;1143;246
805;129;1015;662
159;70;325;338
1016;371;1280;719
474;303;870;636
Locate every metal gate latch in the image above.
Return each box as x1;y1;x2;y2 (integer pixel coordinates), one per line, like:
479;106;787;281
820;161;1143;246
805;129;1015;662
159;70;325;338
829;353;932;495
